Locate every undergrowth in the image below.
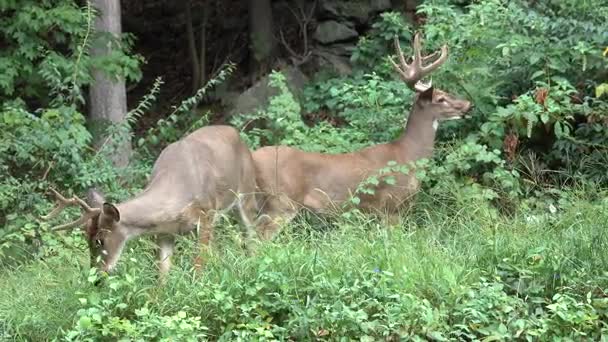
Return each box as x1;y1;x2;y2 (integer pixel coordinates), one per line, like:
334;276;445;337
1;192;608;340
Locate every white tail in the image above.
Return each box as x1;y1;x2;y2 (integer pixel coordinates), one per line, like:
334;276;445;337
253;32;472;240
42;125;258;277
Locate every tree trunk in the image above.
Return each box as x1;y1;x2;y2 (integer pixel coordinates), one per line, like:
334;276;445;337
404;0;419;24
185;0;200;93
248;0;275;82
89;0;131;167
198;2;209;88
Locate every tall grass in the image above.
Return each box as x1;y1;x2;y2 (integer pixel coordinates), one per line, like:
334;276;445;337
1;191;607;340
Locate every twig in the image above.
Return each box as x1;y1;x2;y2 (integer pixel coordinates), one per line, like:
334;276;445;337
42;161;54;181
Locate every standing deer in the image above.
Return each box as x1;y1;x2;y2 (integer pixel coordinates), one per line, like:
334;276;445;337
253;32;472;240
41;125;258;277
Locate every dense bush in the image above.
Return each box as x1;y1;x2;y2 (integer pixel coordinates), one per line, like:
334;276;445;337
2;196;608;340
263;0;608;209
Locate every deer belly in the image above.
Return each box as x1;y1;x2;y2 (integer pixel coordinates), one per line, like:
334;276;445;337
303;189;346;213
359;179;419;212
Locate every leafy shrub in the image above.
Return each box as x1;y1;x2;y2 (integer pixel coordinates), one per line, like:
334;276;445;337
231;71;371;153
419;0;608;186
295;1;608;209
0;1;142;106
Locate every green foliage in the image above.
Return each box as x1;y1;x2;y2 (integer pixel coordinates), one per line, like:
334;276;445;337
304;72;410;143
139;63;236;152
0;0;143;106
2;195;608;340
0;64;236;265
231;71;370;153
296;0;608;207
417;0;608;187
0;0;148;262
63;269;209;341
351;12;412;69
0;105;92;261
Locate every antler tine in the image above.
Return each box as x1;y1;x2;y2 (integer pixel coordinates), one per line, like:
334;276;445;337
389;37;412;83
51;214;95;231
42;188;101;231
392;36;410;69
412;32;423;67
391;32;449;91
420;44;448;75
422;50;440;63
51;196;101;231
40;188;77;221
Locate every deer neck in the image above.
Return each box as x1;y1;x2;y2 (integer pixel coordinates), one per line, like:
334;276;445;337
115;182;182;232
395;103;437;161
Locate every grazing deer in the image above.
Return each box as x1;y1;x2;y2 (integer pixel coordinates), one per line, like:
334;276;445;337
41;125;258;277
253;32;472;240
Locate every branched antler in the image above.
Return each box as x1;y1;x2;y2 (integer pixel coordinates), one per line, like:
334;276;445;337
41;188;101;231
389;32;449;92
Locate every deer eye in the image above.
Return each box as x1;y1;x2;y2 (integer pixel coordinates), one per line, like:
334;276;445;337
437;97;446;103
95;239;103;247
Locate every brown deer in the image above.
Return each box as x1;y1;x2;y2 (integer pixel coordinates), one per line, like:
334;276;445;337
253;32;472;240
41;125;258;277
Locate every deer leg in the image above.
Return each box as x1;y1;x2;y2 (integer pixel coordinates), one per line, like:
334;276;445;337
157;234;175;278
194;212;214;271
237;194;259;255
384;214;401;229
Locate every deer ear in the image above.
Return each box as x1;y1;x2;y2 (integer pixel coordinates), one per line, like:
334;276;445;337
102;203;120;222
419;86;434;102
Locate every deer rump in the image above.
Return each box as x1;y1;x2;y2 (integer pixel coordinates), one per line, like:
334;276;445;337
123;126;256;231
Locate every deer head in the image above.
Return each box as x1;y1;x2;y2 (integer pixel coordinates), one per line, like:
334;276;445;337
41;188;125;273
389;33;472;125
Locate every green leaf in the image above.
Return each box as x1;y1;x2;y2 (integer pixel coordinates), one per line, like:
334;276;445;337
540;112;550;124
384;176;396;185
78;316;93;329
529;53;542;65
554;121;563;137
595;83;608;98
531;70;545;80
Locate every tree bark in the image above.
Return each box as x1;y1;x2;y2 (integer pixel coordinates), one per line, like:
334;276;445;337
404;0;419;24
185;0;200;92
89;0;131;167
248;0;275;82
199;2;209;88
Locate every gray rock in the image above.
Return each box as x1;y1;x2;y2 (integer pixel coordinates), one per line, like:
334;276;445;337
319;0;372;24
324;43;357;57
227;66;308;117
370;0;392;12
313;20;359;44
315;50;353;76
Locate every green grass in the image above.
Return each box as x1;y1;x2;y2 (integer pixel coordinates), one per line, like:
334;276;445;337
1;194;608;340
